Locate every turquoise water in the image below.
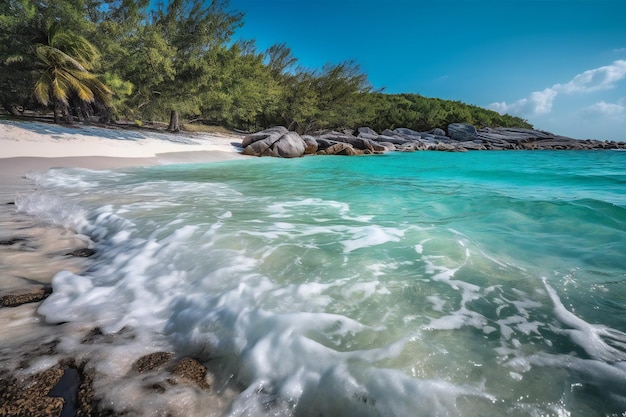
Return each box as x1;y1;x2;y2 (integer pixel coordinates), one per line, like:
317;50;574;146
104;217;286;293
20;150;626;416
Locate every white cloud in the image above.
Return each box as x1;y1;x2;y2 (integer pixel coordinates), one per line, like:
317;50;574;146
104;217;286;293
557;60;626;93
489;88;557;115
585;100;625;116
489;60;626;116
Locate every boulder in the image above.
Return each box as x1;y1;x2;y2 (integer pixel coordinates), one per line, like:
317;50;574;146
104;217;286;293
457;141;487;151
448;123;478;141
301;135;319;154
374;135;411;145
357;132;380;141
436;143;459;152
243;131;306;158
317;142;363;156
393;127;421;139
431;128;447;136
357;127;378;136
318;133;387;153
241;126;288;148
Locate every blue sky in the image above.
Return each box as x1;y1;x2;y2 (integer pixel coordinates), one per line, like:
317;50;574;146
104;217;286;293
228;0;626;141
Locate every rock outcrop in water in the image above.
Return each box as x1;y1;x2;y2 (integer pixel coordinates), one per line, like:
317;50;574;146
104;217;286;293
241;123;626;157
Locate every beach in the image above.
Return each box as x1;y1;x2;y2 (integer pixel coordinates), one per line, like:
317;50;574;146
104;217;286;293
0;120;248;416
1;120;625;417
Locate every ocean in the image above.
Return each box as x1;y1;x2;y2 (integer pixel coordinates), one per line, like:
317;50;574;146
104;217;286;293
15;150;626;416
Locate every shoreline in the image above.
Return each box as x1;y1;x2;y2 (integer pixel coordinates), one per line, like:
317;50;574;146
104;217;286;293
0;120;250;415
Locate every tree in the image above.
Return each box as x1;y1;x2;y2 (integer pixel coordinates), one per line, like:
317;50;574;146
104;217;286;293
33;26;112;123
120;0;243;131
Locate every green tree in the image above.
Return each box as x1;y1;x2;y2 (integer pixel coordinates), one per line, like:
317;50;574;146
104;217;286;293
120;0;243;131
33;26;112;123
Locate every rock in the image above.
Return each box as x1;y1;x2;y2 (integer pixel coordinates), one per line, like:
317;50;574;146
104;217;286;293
436;143;459;152
0;365;65;417
448;123;478;141
170;357;210;390
301;135;319;154
357;127;378;136
132;352;174;373
243;131;306;158
318;133;387;153
378;142;397;151
66;248;95;257
356;132;380;141
241;126;288;148
393;127;421;139
431;128;447;136
0;284;52;307
374;135;411;145
457;141;487;151
317;143;363;156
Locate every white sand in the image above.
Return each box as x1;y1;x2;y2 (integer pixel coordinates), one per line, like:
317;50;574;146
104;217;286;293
0;119;248;179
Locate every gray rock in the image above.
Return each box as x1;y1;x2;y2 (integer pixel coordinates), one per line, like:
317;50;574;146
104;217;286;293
431;128;447;136
241;126;288;148
357;132;380;141
318;133;387;153
357;127;378;136
301;135;319;154
243;131;306;158
448;123;478;141
393;127;420;139
375;135;411;145
317;142;363;156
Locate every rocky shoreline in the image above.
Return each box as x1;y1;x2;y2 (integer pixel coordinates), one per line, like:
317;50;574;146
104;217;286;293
241;123;626;157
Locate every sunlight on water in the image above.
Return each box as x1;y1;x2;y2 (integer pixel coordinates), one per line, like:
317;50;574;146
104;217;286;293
13;151;626;416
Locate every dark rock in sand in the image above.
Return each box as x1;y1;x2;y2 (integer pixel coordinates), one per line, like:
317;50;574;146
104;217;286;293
81;326;136;344
0;365;65;417
170;357;210;390
66;248;96;258
0;284;53;307
132;351;174;374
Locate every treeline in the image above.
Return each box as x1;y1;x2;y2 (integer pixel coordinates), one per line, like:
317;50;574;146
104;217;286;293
0;0;532;132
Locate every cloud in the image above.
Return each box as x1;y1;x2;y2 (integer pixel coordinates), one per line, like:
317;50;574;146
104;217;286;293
557;60;626;93
489;60;626;116
584;100;625;116
614;47;626;54
489;88;557;115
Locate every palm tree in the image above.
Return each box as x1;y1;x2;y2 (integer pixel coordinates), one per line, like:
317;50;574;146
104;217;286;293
33;28;112;124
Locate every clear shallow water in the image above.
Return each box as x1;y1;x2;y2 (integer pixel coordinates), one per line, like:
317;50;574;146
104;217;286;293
17;151;626;416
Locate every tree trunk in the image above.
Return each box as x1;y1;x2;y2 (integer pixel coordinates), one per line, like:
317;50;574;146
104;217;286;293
168;110;180;132
53;99;60;124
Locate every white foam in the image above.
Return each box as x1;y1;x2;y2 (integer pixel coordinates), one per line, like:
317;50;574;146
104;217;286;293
341;225;404;253
543;279;626;362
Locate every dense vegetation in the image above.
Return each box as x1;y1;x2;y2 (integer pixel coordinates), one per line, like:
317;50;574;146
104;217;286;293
0;0;532;133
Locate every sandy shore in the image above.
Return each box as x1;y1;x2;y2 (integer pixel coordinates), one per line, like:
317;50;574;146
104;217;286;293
0;119;248;344
0;119;251;415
